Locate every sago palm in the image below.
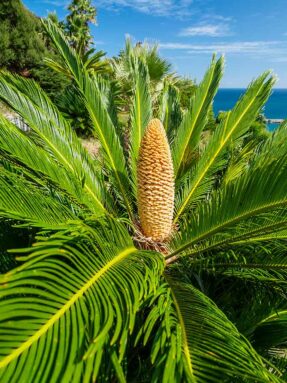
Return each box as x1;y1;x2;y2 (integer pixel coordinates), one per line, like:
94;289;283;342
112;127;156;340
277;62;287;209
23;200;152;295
112;38;195;114
0;20;287;383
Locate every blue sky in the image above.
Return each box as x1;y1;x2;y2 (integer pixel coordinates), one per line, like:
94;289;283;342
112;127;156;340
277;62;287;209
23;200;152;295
24;0;287;88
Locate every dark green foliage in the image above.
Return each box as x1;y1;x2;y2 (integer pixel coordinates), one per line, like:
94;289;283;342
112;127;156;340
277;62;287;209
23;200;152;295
176;77;197;109
55;84;89;134
0;221;18;273
0;221;36;273
0;0;68;98
0;0;46;72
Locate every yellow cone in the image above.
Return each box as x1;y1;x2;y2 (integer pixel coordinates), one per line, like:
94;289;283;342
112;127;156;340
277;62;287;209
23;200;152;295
137;119;174;242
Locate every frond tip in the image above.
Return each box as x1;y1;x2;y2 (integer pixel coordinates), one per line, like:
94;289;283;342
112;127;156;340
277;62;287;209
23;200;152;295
137;119;174;242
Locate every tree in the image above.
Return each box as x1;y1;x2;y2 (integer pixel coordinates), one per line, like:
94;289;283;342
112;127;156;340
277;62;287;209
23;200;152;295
46;0;108;76
66;0;97;56
0;0;68;98
0;21;287;382
112;38;195;106
0;0;46;73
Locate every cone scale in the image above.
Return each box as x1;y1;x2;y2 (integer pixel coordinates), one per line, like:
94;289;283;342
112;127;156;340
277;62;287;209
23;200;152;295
137;119;174;242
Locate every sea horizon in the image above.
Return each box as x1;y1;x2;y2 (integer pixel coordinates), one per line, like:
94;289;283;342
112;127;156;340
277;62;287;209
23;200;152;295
214;88;287;130
218;87;287;90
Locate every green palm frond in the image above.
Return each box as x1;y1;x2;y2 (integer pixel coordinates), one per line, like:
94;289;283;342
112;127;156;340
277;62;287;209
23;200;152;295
97;78;120;128
0;73;107;216
187;244;287;289
137;276;286;382
45;56;73;78
142;44;172;83
46;49;110;78
135;283;186;383
229;228;287;246
215;244;287;286
0;220;164;382
82;49;111;74
221;117;287;187
221;268;287;288
215;284;287;381
166;277;282;382
157;80;182;141
174;71;275;222
177;208;287;260
169;144;287;261
118;38;172;84
251;310;287;371
172;56;224;179
0;169;75;227
43;20;133;218
255;120;287;163
129;57;152;193
0;116;95;208
221;140;257;185
196;254;287;304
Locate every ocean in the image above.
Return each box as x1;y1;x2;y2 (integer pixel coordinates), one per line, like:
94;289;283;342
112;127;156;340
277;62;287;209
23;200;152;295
214;89;287;131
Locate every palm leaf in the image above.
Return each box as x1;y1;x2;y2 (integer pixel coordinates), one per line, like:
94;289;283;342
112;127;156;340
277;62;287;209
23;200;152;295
97;78;120;128
43;20;134;218
174;72;275;222
0;169;75;227
172;56;224;179
169;153;287;260
135;283;186;383
185;242;287;291
158;80;182;141
0;220;164;382
0;116;96;208
178;209;287;259
166;277;282;382
254;120;287;165
45;57;73;78
129;57;152;193
0;73;107;216
251;310;287;353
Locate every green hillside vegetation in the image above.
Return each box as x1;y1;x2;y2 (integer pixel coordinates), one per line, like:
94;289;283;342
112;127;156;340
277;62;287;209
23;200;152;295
0;0;68;97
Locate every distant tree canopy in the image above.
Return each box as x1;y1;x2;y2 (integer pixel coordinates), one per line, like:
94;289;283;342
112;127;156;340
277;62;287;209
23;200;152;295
0;0;68;97
0;0;46;71
66;0;97;56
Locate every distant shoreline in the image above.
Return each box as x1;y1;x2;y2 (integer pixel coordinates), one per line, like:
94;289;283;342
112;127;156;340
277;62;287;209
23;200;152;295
266;118;284;124
218;88;287;90
214;89;287;123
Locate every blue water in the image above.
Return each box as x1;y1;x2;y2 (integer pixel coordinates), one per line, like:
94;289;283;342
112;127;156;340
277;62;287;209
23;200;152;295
214;89;287;130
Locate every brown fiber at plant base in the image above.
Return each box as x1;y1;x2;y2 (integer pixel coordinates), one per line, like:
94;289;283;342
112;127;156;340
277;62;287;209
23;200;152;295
137;118;174;242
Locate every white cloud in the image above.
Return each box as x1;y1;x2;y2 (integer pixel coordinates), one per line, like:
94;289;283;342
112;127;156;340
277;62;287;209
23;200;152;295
42;0;68;6
94;40;105;45
270;57;287;62
179;23;230;37
96;0;193;17
159;41;286;56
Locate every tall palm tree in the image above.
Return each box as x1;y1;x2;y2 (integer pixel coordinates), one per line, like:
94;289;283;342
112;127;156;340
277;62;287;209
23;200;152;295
0;21;287;382
66;0;96;57
112;38;195;110
113;38;172;89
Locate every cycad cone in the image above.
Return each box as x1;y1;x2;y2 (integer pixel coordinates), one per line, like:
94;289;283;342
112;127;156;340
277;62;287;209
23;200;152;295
137;119;174;242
